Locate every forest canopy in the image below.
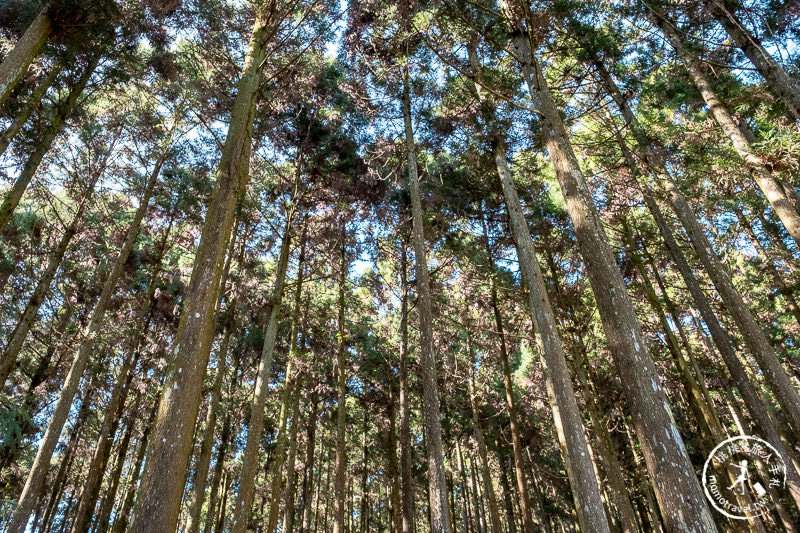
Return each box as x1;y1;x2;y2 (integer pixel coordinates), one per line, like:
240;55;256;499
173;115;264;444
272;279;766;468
0;0;799;532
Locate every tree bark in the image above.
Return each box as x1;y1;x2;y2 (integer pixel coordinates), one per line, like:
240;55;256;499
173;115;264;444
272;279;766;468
333;221;349;533
510;28;718;531
387;373;402;533
0;63;60;156
67;137;171;533
184;331;232;533
203;408;234;533
230;212;294;533
703;0;800;119
485;256;537;533
6;157;107;533
282;370;304;533
732;204;800;327
596;56;800;440
131;8;275;529
398;241;416;533
0;52;99;235
110;390;159;533
401;38;451;533
650;8;800;247
464;326;502;533
467;42;609;532
0;8;52;107
299;394;319;533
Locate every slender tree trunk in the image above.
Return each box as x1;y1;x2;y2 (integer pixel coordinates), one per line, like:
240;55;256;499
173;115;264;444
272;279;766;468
0;142;109;388
464;325;502;533
0;8;52;107
214;470;231;533
66;139;170;533
703;0;800;119
754;210;800;275
486;266;537;533
266;216;309;533
0;64;60;156
387;374;402;533
229;214;296;532
282;371;303;533
456;441;472;533
624;221;725;447
466;43;608;532
203;409;233;533
359;409;369;533
642;188;800;508
0;52;100;235
6;157;111;532
649;8;800;247
596;54;800;436
110;391;159;533
333;221;350;533
467;453;485;533
571;346;639;533
401;37;451;533
511;29;717;530
93;392;141;533
299;395;319;533
497;448;517;533
732;204;800;327
398;242;415;533
131;9;275;529
184;331;232;533
37;389;92;533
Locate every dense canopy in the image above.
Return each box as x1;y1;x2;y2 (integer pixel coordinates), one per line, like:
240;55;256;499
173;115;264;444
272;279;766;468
0;0;799;531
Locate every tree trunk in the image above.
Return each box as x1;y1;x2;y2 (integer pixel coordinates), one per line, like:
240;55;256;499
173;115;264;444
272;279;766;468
486;261;537;533
282;371;303;533
642;188;800;508
110;391;159;533
466;42;608;532
511;29;717;530
184;331;232;533
398;242;415;533
37;388;92;533
401;39;451;533
387;373;402;533
333;221;349;533
703;0;800;119
184;220;245;533
650;8;800;247
0;64;60;156
0;52;100;235
203;408;234;533
623;221;725;447
230;212;294;533
66;138;171;533
464;325;502;533
0;8;52;107
496;448;517;533
7;158;108;533
131;9;274;530
299;395;319;533
0;139;110;389
93;392;141;533
732;204;800;327
602;59;800;440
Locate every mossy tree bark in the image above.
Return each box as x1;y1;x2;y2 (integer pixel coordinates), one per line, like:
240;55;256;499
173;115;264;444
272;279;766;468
508;22;717;530
0;8;52;107
131;6;276;530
